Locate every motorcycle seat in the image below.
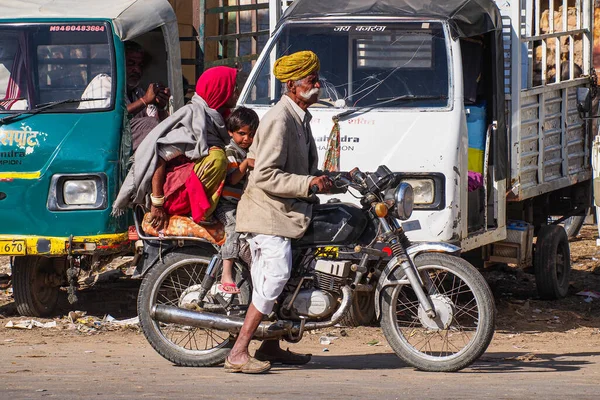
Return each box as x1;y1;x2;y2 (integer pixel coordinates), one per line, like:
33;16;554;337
141;213;225;245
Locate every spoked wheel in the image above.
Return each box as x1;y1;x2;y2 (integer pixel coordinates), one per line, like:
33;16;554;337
137;251;249;367
380;253;496;372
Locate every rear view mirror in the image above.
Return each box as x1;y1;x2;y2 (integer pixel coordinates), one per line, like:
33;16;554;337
576;87;592;114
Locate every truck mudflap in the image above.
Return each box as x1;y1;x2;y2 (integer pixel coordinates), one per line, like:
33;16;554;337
0;233;131;257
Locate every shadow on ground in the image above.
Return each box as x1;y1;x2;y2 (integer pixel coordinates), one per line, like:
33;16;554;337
290;351;598;373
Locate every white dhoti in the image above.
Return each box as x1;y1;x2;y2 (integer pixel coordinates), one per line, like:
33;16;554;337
246;234;292;315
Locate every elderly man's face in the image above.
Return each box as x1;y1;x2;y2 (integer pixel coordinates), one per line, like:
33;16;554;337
295;72;321;105
126;50;144;88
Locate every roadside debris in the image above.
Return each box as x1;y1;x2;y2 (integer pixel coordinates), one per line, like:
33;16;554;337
319;335;339;345
5;320;57;329
504;353;542;362
576;290;600;303
64;313;139;333
0;273;10;290
4;312;138;333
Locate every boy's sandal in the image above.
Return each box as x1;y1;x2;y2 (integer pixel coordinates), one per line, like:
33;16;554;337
224;357;271;374
218;282;241;294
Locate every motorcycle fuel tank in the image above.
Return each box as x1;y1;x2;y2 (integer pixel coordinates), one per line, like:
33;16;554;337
293;203;368;247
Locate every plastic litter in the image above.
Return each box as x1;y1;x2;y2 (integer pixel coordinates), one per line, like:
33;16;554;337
5;320;57;329
109;316;139;326
576;290;600;300
68;310;87;323
319;335;339;345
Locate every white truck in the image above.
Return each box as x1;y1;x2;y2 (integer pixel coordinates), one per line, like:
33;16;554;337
239;0;597;300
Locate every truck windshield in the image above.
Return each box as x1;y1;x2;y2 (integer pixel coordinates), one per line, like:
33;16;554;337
0;22;114;112
243;21;449;109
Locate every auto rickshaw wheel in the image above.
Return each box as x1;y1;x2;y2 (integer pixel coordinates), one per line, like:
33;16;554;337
12;256;62;317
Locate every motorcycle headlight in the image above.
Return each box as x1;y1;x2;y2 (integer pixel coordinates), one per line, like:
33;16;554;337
394;182;414;220
63;180;97;205
401;178;434;205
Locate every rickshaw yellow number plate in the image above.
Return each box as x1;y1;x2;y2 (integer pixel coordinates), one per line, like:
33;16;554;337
0;240;26;255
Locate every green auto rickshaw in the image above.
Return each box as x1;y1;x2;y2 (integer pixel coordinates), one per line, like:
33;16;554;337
0;0;183;316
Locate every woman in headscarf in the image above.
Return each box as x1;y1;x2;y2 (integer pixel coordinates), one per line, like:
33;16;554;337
113;66;240;230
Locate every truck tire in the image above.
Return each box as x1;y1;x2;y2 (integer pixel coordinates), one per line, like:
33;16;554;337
339;290;376;327
549;207;589;240
12;256;60;317
562;215;586;240
534;225;571;299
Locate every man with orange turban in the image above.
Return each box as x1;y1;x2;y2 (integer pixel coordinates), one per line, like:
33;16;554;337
224;51;332;374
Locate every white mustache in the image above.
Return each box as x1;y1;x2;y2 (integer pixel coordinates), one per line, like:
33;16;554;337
299;87;321;100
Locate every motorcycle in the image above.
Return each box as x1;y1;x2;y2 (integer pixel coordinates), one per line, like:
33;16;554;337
135;165;496;372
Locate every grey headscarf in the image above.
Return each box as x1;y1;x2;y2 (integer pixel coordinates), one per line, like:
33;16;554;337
112;93;229;215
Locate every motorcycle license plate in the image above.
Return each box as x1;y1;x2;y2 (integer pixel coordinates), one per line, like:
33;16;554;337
0;240;26;255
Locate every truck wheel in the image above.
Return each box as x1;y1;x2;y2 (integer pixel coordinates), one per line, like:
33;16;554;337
12;256;61;317
549;207;589;240
534;225;571;299
339;290;376;327
562;215;586;239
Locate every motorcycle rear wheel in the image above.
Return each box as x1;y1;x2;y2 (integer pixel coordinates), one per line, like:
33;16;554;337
138;251;249;367
380;253;495;372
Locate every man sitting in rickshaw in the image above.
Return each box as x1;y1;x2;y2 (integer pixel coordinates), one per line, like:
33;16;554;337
125;41;171;151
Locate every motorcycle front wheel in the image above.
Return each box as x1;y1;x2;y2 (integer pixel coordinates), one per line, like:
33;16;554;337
137;251;250;367
380;253;495;372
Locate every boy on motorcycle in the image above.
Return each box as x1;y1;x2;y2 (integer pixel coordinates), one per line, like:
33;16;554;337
214;107;259;294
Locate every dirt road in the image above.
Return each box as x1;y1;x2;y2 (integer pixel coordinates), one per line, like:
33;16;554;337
1;326;599;399
1;227;600;399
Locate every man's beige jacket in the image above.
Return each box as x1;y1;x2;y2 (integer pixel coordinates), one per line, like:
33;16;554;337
236;97;319;239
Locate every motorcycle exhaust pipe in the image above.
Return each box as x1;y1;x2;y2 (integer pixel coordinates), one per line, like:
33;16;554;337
151;305;294;339
151;286;353;339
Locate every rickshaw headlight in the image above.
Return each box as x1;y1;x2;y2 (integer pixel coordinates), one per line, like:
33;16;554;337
63;180;98;205
47;173;107;211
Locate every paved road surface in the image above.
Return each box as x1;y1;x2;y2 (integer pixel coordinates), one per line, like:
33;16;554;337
1;328;599;400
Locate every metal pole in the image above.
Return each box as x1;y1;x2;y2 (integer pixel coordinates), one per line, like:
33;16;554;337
195;0;206;72
269;0;280;35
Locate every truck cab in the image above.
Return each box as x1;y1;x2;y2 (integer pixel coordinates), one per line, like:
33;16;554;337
240;0;595;299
